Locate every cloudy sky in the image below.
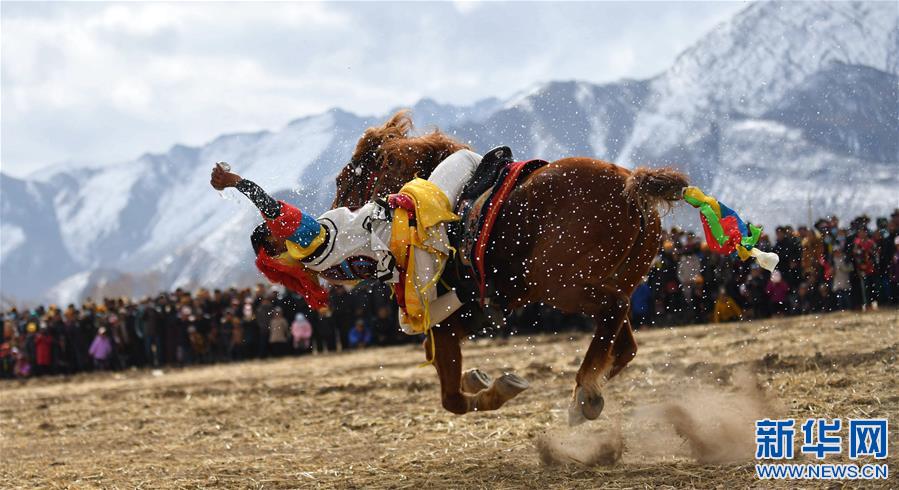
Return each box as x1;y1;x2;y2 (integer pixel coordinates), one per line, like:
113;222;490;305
1;1;747;177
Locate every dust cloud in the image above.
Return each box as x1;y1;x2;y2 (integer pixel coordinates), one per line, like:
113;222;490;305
536;425;624;466
537;368;781;466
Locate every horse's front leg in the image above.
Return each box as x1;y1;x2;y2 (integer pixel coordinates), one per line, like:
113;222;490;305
425;314;529;414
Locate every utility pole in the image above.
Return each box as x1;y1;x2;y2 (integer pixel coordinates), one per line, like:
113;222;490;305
807;194;813;228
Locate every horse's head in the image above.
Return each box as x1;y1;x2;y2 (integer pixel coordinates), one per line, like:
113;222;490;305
332;110;469;209
332;111;411;209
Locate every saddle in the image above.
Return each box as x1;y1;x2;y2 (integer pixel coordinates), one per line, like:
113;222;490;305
444;147;549;309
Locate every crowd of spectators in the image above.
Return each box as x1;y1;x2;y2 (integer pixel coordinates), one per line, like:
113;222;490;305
1;282;403;379
631;211;899;326
2;211;897;379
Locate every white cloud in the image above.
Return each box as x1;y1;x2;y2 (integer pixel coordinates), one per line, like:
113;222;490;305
0;1;746;177
91;3;182;35
608;45;638;77
452;1;483;15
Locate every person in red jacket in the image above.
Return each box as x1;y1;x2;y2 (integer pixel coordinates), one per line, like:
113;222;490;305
853;227;879;309
34;325;54;376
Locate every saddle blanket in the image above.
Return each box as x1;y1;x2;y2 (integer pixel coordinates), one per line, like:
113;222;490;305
455;159;549;304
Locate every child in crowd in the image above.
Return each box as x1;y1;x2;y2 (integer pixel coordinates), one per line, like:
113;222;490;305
348;319;373;349
712;287;742;323
291;313;313;353
89;327;113;370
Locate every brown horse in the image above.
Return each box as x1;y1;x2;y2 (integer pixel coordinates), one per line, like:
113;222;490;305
333;111;689;424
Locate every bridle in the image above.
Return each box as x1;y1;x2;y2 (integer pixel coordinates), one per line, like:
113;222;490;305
336;156;388;209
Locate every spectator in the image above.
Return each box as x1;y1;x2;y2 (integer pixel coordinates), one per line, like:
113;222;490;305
268;307;290;357
743;266;769;318
89;327;113;370
241;299;258;359
312;307;338;353
34;324;54;376
677;243;702;323
765;270;789;316
657;241;684;321
817;283;834;312
889;236;899;304
1;320;15;378
329;286;355;350
62;306;87;373
630;280;652;327
712;287;742;323
255;296;276;358
347;319;373;349
187;323;209;363
852;227;879;309
228;312;244;361
371;305;399;345
800;226;824;280
795;282;817;315
14;347;32;378
290;313;313;353
832;249;853;310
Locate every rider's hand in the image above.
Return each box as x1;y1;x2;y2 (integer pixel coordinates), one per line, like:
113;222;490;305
211;165;242;190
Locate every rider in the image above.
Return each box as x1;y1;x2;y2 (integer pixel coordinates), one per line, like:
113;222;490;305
211;149;484;334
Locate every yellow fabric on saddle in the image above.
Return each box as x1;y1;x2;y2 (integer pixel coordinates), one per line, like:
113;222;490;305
389;178;460;337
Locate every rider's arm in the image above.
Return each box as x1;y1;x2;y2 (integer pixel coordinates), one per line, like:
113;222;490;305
229;178;322;249
211;166;327;258
211;165;283;220
235;179;324;255
250;190;327;260
234;179;282;219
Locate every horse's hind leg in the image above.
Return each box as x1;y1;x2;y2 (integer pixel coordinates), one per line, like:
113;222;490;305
426;314;529;414
566;287;631;426
609;316;638;379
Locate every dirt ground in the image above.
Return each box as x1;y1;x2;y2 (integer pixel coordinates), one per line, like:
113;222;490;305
2;310;897;488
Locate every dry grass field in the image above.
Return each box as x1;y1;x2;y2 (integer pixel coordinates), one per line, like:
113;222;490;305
2;310;897;488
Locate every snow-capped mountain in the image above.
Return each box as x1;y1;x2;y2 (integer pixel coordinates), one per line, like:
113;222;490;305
2;1;897;304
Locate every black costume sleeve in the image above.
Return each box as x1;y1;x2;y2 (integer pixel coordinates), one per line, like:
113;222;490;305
235;179;281;219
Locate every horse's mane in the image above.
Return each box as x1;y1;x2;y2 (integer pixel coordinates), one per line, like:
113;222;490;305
355;110;470;178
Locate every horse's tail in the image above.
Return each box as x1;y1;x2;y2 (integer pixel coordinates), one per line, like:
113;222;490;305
623;166;690;215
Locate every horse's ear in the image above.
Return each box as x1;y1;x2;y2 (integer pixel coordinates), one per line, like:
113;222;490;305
383;110;412;138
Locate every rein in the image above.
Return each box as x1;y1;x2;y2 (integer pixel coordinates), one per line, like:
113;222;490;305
364;165;383;201
338;158;388;208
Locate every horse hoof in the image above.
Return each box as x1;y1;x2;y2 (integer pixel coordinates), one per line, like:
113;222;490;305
569;386;604;425
494;373;530;399
568;402;587;426
462;369;492;393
